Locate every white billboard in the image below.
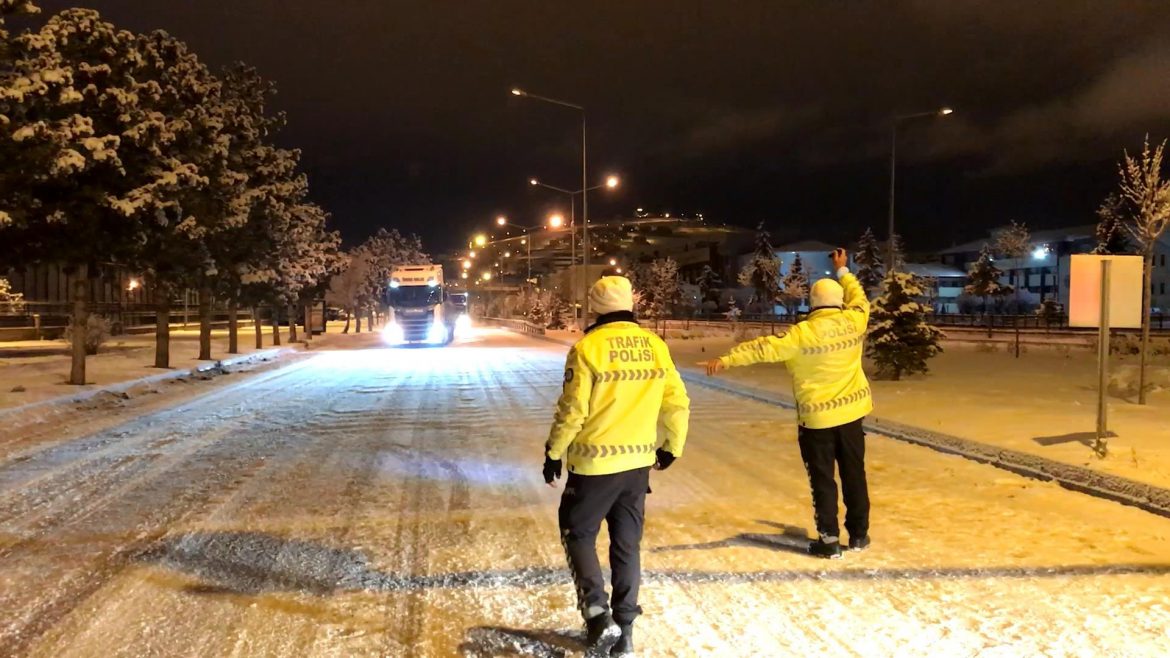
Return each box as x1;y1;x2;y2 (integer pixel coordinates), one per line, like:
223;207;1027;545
1068;254;1144;329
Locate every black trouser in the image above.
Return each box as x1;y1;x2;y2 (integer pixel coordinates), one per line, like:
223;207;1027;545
558;467;649;626
797;418;869;541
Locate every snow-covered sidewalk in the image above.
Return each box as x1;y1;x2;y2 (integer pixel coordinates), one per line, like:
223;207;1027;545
0;322;372;412
666;336;1170;491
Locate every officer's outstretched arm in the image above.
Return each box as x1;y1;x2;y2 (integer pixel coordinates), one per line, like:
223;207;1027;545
546;347;593;460
718;330;801;369
839;268;870;326
659;356;691;457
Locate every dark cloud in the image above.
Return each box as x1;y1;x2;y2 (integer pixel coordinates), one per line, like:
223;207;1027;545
23;0;1170;248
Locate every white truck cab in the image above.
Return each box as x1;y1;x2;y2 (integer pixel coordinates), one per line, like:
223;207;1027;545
382;264;456;345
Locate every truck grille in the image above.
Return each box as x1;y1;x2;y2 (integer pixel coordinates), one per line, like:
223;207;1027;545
398;310;433;341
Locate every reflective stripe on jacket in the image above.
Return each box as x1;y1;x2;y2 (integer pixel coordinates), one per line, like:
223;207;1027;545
719;271;873;429
547;318;690;476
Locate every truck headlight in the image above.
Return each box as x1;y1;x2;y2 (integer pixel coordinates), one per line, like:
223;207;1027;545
382;322;405;345
427;321;448;344
455;313;471;335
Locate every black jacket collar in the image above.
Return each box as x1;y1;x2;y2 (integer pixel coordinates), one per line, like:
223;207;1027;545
587;311;637;333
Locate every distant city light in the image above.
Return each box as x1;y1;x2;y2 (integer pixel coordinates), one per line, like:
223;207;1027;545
462;259;472;269
482;272;493;281
609;258;617;266
504;251;512;258
461;272;469;279
469;250;477;258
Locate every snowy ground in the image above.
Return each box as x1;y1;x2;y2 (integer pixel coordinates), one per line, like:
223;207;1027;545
3;328;1170;657
664;336;1170;492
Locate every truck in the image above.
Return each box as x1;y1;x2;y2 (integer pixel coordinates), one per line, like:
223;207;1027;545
381;264;459;345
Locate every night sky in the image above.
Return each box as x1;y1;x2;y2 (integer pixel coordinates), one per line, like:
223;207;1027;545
31;1;1170;253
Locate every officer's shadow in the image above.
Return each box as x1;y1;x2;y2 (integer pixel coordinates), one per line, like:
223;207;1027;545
651;520;812;556
458;626;583;657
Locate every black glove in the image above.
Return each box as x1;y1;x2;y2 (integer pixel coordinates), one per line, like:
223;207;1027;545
655;448;676;471
543;454;562;484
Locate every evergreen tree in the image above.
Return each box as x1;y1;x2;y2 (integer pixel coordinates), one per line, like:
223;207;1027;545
781;254;809;311
854;227;884;294
547;295;572;330
696;264;722;302
963;244;1012;312
887;232;906;271
528;296;550;327
1093;195;1131;255
640;257;681;319
866;271;944;380
737;221;781;312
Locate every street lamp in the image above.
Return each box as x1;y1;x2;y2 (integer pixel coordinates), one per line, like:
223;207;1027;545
511;86;591;320
482;271;493;281
528;174;621;325
887;106;954;270
474;234;487;247
548;213;565;228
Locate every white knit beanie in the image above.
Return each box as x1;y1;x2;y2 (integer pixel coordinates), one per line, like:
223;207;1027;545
810;278;844;309
589;276;634;315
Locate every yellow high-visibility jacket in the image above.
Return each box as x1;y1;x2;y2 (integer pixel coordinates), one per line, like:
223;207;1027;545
547;316;690;476
719;270;872;429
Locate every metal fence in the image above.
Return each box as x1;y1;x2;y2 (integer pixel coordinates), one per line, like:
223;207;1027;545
0;301;259;341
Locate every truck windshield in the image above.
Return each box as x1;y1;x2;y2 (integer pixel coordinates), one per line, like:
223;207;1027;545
388;286;442;308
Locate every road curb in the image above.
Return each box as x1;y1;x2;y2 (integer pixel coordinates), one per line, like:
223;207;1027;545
0;346;300;424
495;322;1170;520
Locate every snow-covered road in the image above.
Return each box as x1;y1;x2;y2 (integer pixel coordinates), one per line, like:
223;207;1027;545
2;328;1169;657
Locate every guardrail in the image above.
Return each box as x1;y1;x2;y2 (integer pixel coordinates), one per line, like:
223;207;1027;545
482;317;546;336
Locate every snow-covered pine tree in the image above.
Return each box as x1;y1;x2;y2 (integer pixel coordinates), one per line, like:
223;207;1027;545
963;244;1012;312
781;254;809;312
737;222;781;313
696;264;722;302
640;257;681;319
854;227;884;294
1093;196;1131;255
866;271;944;381
528;296;550;327
0;9;179;384
547;296;572;330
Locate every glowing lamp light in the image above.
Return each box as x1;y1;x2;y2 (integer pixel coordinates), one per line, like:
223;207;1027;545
455;313;472;335
461;272;469;279
548;214;564;228
127;278;140;291
496;216;507;226
474;235;487;247
605;175;620;189
940;107;955;115
389;280;401;289
609;258;617;266
469;250;477;258
511;88;524;96
462;259;472;269
482;272;493;281
1032;246;1048;260
529;178;539;186
504;251;512;258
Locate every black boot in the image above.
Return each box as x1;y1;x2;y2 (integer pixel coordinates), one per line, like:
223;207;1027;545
611;624;634;657
808;537;842;559
848;535;870;552
584;611;620;656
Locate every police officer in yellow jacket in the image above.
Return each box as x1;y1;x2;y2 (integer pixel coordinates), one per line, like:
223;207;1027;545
708;248;871;559
544;275;690;657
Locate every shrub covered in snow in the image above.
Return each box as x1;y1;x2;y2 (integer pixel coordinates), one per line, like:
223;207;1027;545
64;314;112;355
867;271;944;380
0;277;25;314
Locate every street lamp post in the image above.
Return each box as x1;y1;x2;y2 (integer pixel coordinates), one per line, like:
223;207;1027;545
529;176;619;326
887;107;953;271
511;87;592;319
